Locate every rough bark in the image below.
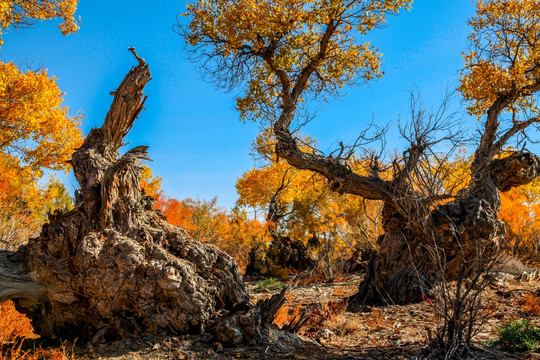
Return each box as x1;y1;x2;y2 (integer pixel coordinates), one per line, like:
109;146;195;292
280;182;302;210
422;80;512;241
0;50;264;346
351;151;540;305
272;72;540;305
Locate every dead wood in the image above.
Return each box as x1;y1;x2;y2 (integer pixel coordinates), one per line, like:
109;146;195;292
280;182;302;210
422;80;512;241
0;49;264;346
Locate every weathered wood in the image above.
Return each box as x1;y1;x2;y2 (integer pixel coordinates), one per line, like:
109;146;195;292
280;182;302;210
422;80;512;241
3;49;263;346
0;251;42;302
257;289;287;325
273;62;540;305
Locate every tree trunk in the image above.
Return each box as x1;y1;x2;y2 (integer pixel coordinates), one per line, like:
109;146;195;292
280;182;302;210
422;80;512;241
351;151;540;306
0;50;265;346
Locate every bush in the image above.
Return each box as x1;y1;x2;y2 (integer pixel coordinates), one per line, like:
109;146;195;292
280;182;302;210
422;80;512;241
254;278;287;292
519;293;540;316
489;319;540;353
0;301;37;343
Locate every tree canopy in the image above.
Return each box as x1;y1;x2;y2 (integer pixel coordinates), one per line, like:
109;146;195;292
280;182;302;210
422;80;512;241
181;0;411;123
0;0;81;249
0;62;83;173
0;0;79;45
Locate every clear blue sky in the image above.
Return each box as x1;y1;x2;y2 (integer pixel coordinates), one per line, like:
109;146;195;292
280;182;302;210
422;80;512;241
0;1;477;209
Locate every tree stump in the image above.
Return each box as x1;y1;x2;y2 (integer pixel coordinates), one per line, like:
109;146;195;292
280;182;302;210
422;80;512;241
245;236;315;279
0;49;264;346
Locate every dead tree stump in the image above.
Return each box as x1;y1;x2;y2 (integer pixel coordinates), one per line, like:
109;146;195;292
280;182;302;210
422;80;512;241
0;49;265;346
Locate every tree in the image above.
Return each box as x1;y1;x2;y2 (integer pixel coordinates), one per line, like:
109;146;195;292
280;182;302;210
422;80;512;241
0;51;286;346
182;0;540;308
0;153;74;250
0;0;82;172
139;164;163;198
236;130;382;278
499;179;540;259
0;0;82;249
0;62;83;173
0;0;79;45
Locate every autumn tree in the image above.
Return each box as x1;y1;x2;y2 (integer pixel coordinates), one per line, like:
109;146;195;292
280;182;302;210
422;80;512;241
0;0;79;45
0;0;82;172
236;130;382;278
499;179;540;259
139;164;163;198
0;1;82;249
182;0;540;307
0;153;74;250
0;62;83;172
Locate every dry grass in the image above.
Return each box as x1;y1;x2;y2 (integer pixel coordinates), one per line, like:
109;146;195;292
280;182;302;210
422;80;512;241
324;313;363;336
0;341;78;360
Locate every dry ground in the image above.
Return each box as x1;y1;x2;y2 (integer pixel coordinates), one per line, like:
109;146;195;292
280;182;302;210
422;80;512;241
78;271;540;359
3;271;540;359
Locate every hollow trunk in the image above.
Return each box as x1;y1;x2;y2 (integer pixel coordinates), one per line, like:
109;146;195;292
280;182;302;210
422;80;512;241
0;50;266;346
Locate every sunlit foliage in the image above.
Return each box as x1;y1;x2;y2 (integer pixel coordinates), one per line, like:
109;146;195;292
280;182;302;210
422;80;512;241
460;0;540;118
0;153;73;250
0;62;83;173
0;301;37;343
182;0;411;122
236;130;382;256
0;59;80;250
499;179;540;259
0;0;79;45
139;165;163;199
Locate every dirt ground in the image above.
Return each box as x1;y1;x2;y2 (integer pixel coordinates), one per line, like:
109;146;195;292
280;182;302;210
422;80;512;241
77;270;540;360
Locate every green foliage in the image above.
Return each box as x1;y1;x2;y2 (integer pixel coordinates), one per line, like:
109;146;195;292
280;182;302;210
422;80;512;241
488;320;540;353
255;277;287;293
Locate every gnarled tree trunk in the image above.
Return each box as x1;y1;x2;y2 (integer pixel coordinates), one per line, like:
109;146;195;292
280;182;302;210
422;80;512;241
271;72;540;305
0;50;264;346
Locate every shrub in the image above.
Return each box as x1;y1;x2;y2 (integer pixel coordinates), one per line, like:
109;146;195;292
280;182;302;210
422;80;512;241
489;319;540;353
0;301;37;343
255;278;287;292
519;293;540;316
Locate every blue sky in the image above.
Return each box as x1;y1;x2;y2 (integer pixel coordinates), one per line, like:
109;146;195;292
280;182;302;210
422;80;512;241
0;1;477;209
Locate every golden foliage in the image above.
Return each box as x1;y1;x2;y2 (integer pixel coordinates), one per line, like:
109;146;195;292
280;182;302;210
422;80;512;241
0;154;74;250
183;0;411;122
139;165;162;198
499;178;540;259
0;0;79;45
237;132;382;256
0;1;81;250
459;0;540;117
0;301;37;343
519;293;540;316
0;62;83;173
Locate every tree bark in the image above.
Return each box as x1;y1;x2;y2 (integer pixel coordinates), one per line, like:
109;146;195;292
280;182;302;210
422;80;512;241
272;81;540;305
0;50;263;346
350;151;540;306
